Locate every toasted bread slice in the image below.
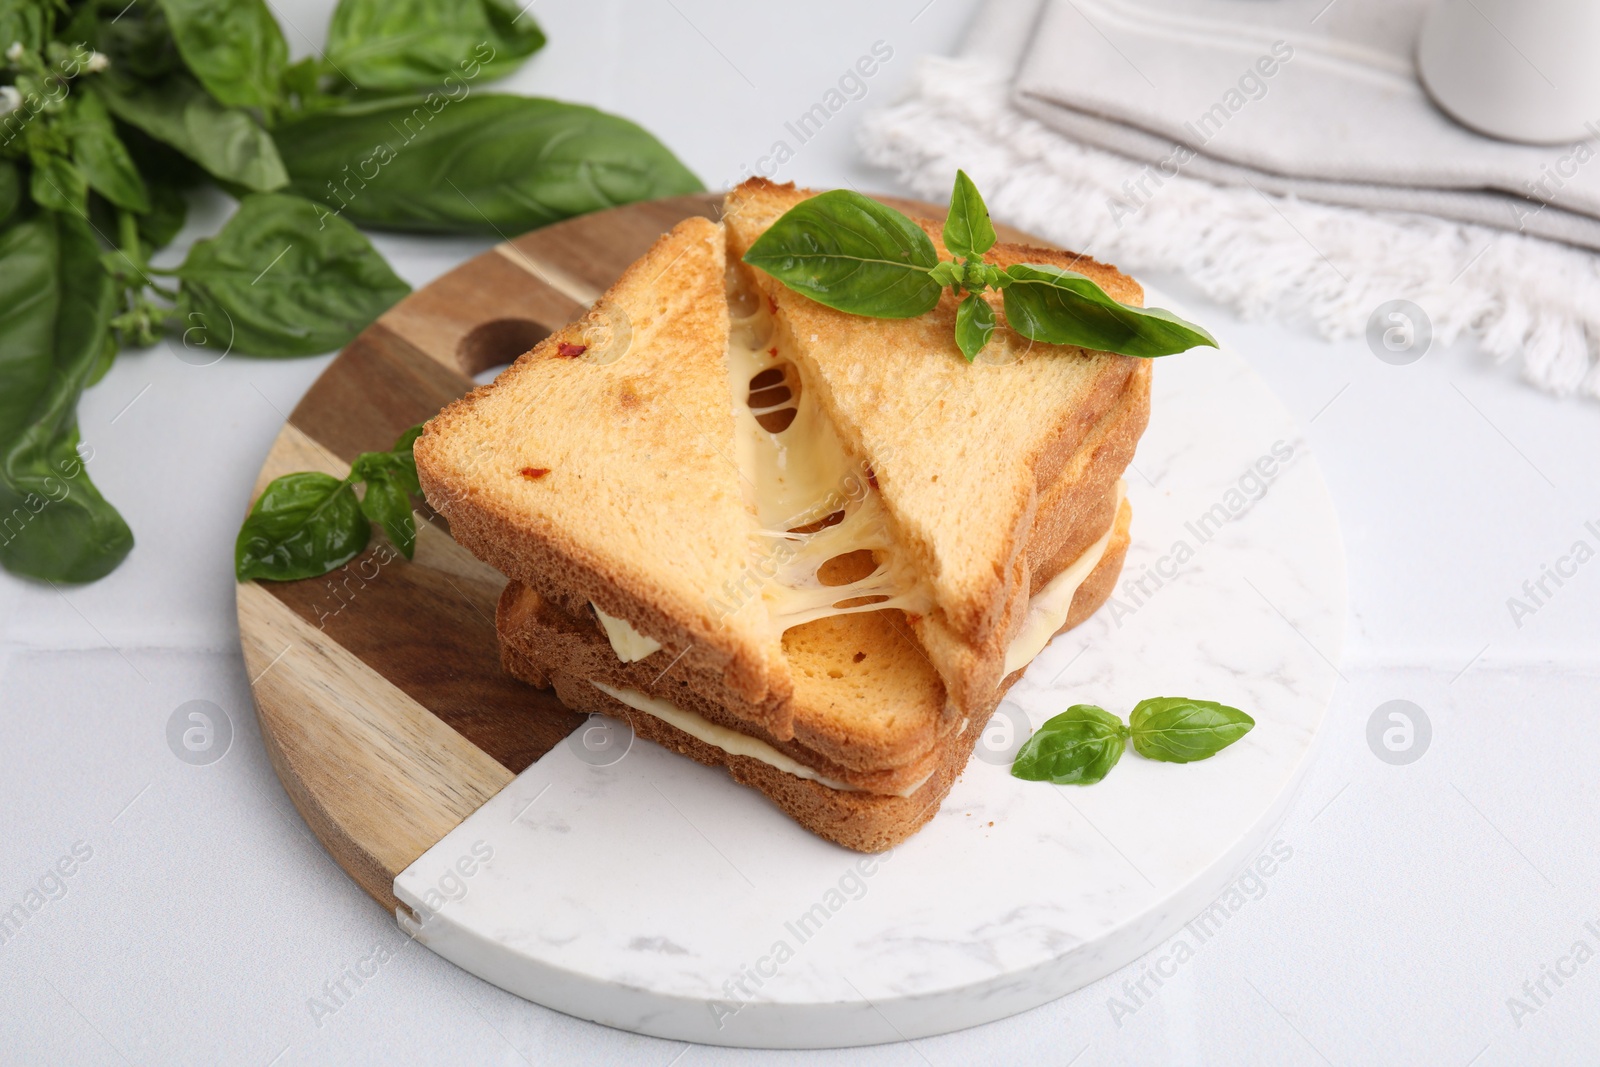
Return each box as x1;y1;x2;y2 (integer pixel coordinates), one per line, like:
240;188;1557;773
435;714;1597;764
725;180;1145;711
415;218;797;736
498;496;1133;851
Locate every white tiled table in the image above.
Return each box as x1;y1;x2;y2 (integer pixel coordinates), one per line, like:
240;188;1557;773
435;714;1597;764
3;2;1597;1063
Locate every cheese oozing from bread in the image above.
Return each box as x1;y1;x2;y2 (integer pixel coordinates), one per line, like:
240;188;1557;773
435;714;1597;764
724;271;932;634
592;681;931;797
591;603;662;662
1002;481;1125;678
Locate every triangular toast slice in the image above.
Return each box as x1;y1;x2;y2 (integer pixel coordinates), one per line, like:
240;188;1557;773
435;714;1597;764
414;218;796;735
724;179;1146;709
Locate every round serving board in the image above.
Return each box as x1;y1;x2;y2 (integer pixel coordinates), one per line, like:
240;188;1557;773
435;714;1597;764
238;194;1346;1049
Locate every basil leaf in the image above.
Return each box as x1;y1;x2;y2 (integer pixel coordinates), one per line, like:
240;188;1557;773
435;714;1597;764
157;0;289;111
0;211;134;583
84;1;184;83
357;466;415;558
0;0;48;55
954;293;995;362
943;169;995;260
94;75;288;192
326;0;545;91
743;190;942;319
67;92;152;213
175;192;409;357
235;472;369;582
388;424;424;496
1129;698;1255;763
1011;704;1128;786
28;152;89;214
275;94;702;233
1001;263;1218;358
139;183;189;250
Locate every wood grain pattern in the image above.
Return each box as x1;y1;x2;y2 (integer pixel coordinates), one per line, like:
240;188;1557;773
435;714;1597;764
240;190;1035;913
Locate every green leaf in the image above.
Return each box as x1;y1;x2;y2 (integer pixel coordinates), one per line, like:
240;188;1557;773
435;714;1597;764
1011;704;1128;786
0;211;135;583
326;0;545;91
388;423;424;495
157;0;288;110
235;472;370;582
0;0;49;55
138;182;188;249
954;292;995;362
67;92;151;213
1001;263;1219;358
1129;698;1255;763
175;192;409;357
28;152;88;214
742;190;942;319
356;464;415;558
943;169;995;259
94;75;288;192
275;93;702;233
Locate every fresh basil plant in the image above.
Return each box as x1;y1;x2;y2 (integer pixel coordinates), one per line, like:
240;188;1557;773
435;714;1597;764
0;0;701;585
743;170;1218;362
1012;698;1254;785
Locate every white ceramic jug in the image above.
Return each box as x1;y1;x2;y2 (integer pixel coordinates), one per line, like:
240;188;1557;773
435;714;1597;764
1418;0;1600;144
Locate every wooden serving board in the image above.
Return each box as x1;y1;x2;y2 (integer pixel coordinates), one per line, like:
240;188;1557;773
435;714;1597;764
239;191;1036;915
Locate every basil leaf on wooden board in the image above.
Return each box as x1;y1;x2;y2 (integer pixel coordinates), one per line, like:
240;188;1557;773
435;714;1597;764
355;463;415;558
325;0;545;91
1001;263;1218;358
954;292;995;362
1011;704;1129;786
67;91;152;213
743;190;942;318
0;212;134;583
275;94;702;233
94;76;288;192
943;168;995;260
157;0;289;111
1128;698;1255;763
387;424;424;496
236;472;370;582
175;192;409;357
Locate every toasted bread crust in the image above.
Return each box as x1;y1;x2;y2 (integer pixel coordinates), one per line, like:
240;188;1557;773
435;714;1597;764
499;506;1132;851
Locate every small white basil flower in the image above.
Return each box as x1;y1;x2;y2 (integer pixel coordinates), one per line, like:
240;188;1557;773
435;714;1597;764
0;85;21;115
85;51;110;73
5;41;24;63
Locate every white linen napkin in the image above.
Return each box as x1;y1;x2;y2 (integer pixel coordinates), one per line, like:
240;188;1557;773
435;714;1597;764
860;0;1600;399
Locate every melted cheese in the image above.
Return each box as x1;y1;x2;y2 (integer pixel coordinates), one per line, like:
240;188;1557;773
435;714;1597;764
1001;482;1125;678
724;291;931;635
593;681;929;797
591;603;661;663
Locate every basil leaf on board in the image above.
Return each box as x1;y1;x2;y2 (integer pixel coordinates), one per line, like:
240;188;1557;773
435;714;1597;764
275;94;702;233
1129;698;1255;763
954;292;995;362
94;76;288;192
742;190;942;319
157;0;288;111
326;0;545;91
355;463;415;558
67;92;152;213
175;193;409;357
1001;263;1218;358
387;424;424;495
1011;704;1128;786
0;211;135;583
943;169;995;260
235;472;370;582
